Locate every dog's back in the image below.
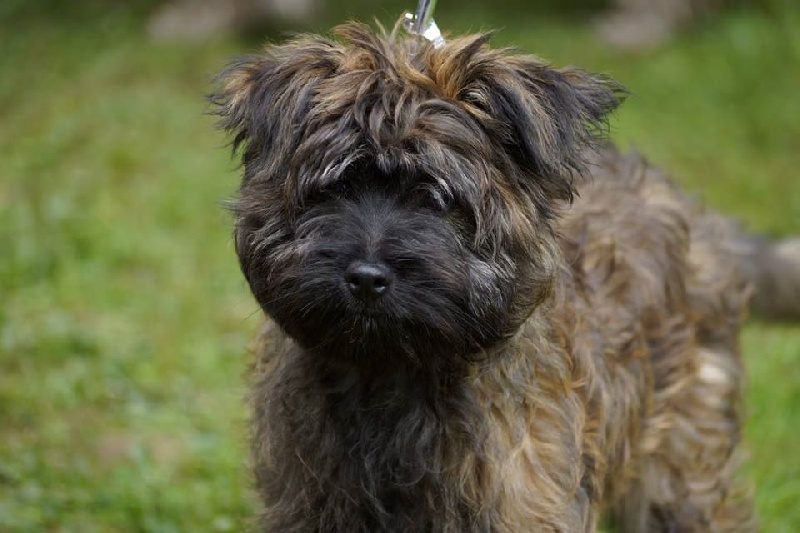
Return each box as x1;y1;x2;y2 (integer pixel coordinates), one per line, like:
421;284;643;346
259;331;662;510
556;146;754;530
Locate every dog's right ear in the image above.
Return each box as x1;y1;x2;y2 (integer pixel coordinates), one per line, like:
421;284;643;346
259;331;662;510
210;37;342;177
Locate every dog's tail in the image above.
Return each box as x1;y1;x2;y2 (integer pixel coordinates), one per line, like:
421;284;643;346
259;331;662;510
739;235;800;321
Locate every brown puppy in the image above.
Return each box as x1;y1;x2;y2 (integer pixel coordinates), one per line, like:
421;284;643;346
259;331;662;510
213;23;800;532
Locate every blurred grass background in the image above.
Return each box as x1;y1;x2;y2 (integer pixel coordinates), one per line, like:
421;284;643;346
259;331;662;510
1;0;798;530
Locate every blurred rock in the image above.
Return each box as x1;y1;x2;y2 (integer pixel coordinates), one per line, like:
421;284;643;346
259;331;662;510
595;0;727;51
147;0;319;41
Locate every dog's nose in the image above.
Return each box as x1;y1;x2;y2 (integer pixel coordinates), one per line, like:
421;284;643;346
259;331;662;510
345;261;393;301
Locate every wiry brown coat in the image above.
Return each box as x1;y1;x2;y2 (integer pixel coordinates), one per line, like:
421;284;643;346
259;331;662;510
211;23;785;532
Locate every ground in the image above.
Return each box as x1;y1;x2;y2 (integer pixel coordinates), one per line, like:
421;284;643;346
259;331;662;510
1;0;799;530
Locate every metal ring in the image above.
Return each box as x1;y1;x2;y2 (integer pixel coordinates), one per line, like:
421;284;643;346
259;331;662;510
403;0;445;49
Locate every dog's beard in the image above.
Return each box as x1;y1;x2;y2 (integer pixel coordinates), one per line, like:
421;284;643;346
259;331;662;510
241;194;514;367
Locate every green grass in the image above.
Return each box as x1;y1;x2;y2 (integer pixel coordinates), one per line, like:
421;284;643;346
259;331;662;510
1;1;798;531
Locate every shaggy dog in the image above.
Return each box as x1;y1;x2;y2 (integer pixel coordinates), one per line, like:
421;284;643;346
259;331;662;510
213;23;800;531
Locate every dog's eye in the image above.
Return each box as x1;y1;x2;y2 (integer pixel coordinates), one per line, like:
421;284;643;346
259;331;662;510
322;180;349;199
418;187;452;214
305;180;349;205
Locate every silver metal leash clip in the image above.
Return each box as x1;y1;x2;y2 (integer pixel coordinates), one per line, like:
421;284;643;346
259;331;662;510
403;0;445;49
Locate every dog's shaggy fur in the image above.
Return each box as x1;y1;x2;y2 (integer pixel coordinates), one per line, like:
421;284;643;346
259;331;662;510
213;23;800;531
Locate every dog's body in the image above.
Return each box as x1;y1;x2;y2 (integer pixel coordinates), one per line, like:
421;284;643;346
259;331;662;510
214;23;799;531
246;146;754;532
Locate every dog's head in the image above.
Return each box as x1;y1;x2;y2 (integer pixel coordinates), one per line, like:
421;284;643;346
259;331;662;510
214;23;621;367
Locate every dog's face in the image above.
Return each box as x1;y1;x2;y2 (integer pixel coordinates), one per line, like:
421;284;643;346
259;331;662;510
214;24;620;367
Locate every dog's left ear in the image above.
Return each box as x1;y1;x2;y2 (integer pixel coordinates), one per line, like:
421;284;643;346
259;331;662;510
449;40;625;201
491;60;624;202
